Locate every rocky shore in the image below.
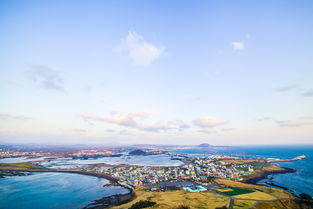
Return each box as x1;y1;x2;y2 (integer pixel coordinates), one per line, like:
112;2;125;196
241;165;313;201
241;166;296;184
83;188;134;209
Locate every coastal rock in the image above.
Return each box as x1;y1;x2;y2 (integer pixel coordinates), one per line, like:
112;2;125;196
299;193;312;200
129;149;146;155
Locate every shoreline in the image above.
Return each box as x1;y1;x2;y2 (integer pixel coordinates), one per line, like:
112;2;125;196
241;166;296;185
0;167;135;208
240;166;313;200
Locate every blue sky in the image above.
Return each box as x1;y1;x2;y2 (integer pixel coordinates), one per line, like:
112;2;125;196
1;0;313;145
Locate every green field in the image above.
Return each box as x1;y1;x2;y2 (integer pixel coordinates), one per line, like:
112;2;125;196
249;163;270;167
235;167;249;171
10;163;35;168
218;187;254;196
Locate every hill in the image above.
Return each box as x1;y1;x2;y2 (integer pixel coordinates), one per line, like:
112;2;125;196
129;149;147;155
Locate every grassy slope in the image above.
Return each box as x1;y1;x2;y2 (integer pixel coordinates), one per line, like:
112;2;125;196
0;162;37;168
251;199;313;209
109;178;300;209
109;187;229;209
215;178;293;199
233;199;257;209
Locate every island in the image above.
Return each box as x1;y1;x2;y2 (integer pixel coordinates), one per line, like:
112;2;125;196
0;146;312;209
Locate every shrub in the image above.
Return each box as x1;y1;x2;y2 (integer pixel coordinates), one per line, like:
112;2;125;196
128;200;156;209
172;205;190;209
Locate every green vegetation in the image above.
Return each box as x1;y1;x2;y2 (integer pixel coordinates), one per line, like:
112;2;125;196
128;200;156;209
218;187;254;196
0;162;36;168
249;163;270;167
233;199;257;209
172;205;190;209
251;199;313;209
235;167;249;171
11;163;34;168
0;170;28;177
110;186;229;209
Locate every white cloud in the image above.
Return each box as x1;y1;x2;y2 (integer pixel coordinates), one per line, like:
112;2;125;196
29;65;65;92
221;128;235;132
4;79;25;87
76;111;189;133
169;120;190;130
104;111;152;127
231;41;245;50
302;90;313;97
117;30;164;65
275;84;300;92
193;117;227;128
276;120;313;127
257;117;272;122
137;122;171;132
76;111;151;127
0;113;31;120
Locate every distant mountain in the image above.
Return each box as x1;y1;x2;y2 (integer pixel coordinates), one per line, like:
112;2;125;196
198;143;211;148
129;149;147;155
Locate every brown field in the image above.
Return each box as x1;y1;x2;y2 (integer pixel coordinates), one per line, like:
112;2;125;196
233;199;258;209
234;191;276;200
250;199;313;209
0;162;37;168
109;187;229;209
221;159;267;165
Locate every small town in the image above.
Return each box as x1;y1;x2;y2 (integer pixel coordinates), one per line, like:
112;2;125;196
87;155;256;188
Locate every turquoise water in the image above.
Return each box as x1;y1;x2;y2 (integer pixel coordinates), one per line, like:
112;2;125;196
0;157;48;163
171;145;313;197
38;154;183;169
0;172;129;209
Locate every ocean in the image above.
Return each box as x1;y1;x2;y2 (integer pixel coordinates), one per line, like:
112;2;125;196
170;145;313;197
0;145;312;209
0;172;129;209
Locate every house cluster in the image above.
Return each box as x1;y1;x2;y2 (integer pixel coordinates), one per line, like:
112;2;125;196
70;149;113;157
0;150;45;158
89;156;255;186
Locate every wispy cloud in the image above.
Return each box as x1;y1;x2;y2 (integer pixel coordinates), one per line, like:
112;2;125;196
0;113;31;120
116;30;164;65
302;90;313;97
185;94;203;101
276;120;313;127
231;41;245;50
29;65;65;91
298;116;313;120
193;117;227;128
221;128;235;132
4;79;25;87
198;129;218;134
76;111;153;130
275;84;300;92
136;122;171;132
76;111;188;133
104;129;116;133
257;117;272;122
168;120;190;130
70;129;87;132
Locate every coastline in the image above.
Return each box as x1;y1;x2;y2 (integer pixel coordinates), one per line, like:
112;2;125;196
239;165;313;200
0;167;135;209
241;166;296;185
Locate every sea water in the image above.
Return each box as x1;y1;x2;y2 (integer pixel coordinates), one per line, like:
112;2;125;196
38;154;184;169
0;172;129;209
171;145;313;197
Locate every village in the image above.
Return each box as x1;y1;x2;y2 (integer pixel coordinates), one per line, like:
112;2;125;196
86;155;257;191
